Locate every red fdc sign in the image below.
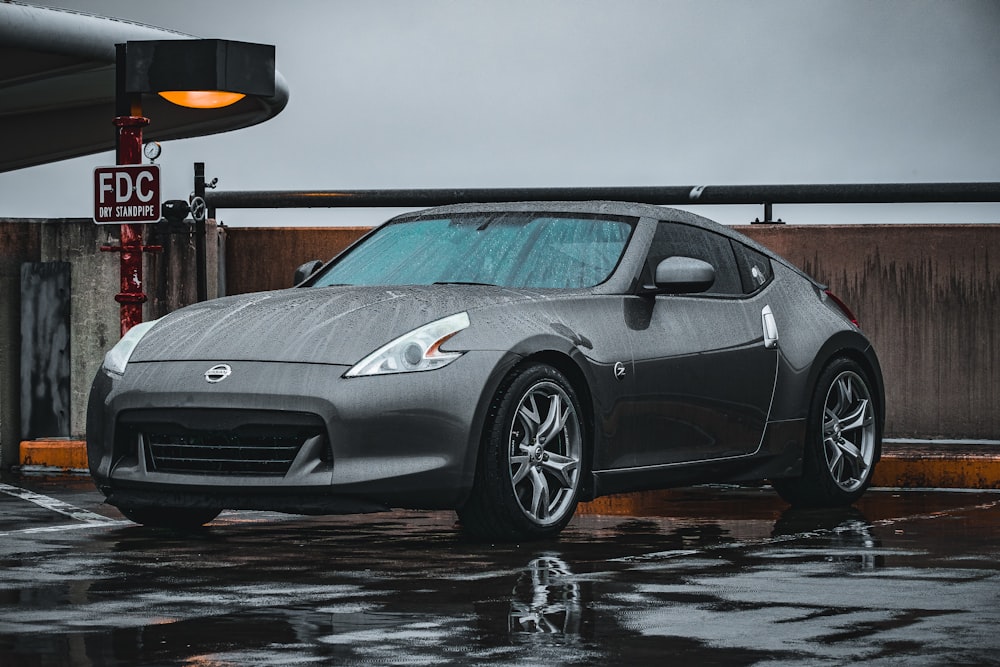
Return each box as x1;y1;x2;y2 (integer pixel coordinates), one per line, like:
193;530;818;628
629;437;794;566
93;165;161;224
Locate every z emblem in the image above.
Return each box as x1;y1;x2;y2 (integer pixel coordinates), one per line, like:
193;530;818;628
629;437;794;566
613;362;627;380
204;364;232;383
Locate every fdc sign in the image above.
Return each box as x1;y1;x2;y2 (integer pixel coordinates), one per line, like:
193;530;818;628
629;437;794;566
93;165;161;224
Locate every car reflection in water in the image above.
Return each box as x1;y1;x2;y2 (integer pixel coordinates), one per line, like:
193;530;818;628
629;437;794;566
772;506;883;571
508;555;583;635
1;495;906;666
501;504;882;639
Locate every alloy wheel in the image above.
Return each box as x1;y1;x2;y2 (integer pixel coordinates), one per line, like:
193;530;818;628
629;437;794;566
507;381;582;527
822;370;877;492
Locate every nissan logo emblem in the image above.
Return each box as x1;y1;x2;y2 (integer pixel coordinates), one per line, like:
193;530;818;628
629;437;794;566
204;364;232;383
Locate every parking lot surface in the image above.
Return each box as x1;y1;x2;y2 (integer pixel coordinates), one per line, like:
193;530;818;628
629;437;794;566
1;477;998;665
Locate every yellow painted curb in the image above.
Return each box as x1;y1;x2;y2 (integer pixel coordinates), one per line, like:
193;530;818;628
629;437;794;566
15;441;1000;492
872;455;1000;490
19;440;88;471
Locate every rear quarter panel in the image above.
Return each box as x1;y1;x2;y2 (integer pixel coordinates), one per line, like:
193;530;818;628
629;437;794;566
764;262;880;422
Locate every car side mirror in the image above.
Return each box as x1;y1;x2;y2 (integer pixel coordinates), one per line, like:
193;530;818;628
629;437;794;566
653;256;715;294
293;259;324;285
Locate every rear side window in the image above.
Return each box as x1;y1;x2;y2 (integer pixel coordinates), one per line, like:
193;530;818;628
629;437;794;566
733;243;774;294
646;222;743;296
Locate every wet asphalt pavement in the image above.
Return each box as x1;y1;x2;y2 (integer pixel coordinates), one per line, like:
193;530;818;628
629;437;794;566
0;477;998;666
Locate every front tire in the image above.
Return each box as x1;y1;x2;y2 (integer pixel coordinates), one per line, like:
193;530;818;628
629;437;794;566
773;357;881;507
119;506;221;529
459;363;585;541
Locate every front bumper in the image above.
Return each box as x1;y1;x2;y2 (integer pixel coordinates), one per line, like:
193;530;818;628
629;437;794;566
87;351;513;513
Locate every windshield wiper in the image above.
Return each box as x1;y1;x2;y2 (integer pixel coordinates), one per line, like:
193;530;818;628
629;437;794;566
432;281;498;287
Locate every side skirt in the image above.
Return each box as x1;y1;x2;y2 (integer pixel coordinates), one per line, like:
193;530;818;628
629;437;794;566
588;419;806;499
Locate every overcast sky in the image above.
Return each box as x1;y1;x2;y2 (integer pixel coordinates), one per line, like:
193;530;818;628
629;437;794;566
3;0;1000;226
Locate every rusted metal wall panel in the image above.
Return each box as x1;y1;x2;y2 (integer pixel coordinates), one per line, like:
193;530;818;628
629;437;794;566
223;227;370;294
741;224;1000;440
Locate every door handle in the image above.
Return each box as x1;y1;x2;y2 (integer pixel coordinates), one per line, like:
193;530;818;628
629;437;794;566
761;305;779;349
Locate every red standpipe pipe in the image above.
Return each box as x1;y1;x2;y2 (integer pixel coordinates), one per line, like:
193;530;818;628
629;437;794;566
108;115;158;337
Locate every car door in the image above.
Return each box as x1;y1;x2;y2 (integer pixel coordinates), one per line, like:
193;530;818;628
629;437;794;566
613;222;779;468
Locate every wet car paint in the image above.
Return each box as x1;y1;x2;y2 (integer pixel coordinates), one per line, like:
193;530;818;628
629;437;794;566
86;202;883;526
1;480;997;666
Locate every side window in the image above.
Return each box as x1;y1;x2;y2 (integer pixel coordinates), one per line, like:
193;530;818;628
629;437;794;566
646;222;742;296
733;242;774;294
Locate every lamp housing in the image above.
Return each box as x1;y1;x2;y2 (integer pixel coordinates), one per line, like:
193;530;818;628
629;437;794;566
124;39;276;108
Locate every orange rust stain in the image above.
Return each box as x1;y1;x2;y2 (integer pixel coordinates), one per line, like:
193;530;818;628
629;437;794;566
873;456;1000;489
578;490;685;515
580;456;1000;514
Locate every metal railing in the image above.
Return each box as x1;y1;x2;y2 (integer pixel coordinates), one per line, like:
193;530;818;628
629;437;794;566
204;181;1000;223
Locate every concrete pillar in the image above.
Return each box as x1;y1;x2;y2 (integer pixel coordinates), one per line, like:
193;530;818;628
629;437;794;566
37;220;120;440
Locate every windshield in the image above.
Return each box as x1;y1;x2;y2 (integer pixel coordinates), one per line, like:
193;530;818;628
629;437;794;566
312;213;635;289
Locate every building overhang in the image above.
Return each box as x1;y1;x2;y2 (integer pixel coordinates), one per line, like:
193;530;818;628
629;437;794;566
0;2;289;172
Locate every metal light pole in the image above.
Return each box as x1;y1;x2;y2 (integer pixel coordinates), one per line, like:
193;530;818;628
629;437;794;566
101;43;161;337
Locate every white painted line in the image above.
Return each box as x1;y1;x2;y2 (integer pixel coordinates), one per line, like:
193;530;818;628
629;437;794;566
0;482;118;524
18;466;90;475
0;520;130;538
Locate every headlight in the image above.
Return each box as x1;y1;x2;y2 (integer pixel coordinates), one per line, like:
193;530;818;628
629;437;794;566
345;312;470;378
103;319;159;375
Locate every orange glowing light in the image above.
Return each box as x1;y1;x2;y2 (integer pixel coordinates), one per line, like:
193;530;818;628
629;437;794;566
158;91;245;109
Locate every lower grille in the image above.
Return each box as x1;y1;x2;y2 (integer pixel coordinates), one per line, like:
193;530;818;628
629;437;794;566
116;410;329;477
145;430;317;475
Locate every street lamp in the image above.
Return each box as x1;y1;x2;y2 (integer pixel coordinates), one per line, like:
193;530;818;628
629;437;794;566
105;39;275;336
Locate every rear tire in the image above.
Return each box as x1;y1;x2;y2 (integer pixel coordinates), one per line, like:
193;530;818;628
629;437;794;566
459;363;585;542
119;506;221;528
773;357;881;507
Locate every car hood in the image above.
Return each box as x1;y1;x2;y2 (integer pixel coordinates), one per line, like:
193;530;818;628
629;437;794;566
129;285;546;364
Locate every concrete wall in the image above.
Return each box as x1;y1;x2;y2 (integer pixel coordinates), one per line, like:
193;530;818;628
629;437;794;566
0;219;216;469
145;221;220;318
37;221;122;444
225;224;1000;441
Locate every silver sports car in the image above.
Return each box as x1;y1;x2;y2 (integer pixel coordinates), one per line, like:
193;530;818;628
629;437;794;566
87;201;884;540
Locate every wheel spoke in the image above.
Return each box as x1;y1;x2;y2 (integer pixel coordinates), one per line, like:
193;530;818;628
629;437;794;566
846;451;867;481
835;376;854;411
511;454;531;485
825;436;844;474
518;394;542;439
537;394;569;443
839;399;872;432
823;408;838;436
831;453;845;482
835;437;863;463
529;468;551;520
540;451;579;488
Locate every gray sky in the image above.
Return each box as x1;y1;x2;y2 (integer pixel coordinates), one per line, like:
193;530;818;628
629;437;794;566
3;0;1000;226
